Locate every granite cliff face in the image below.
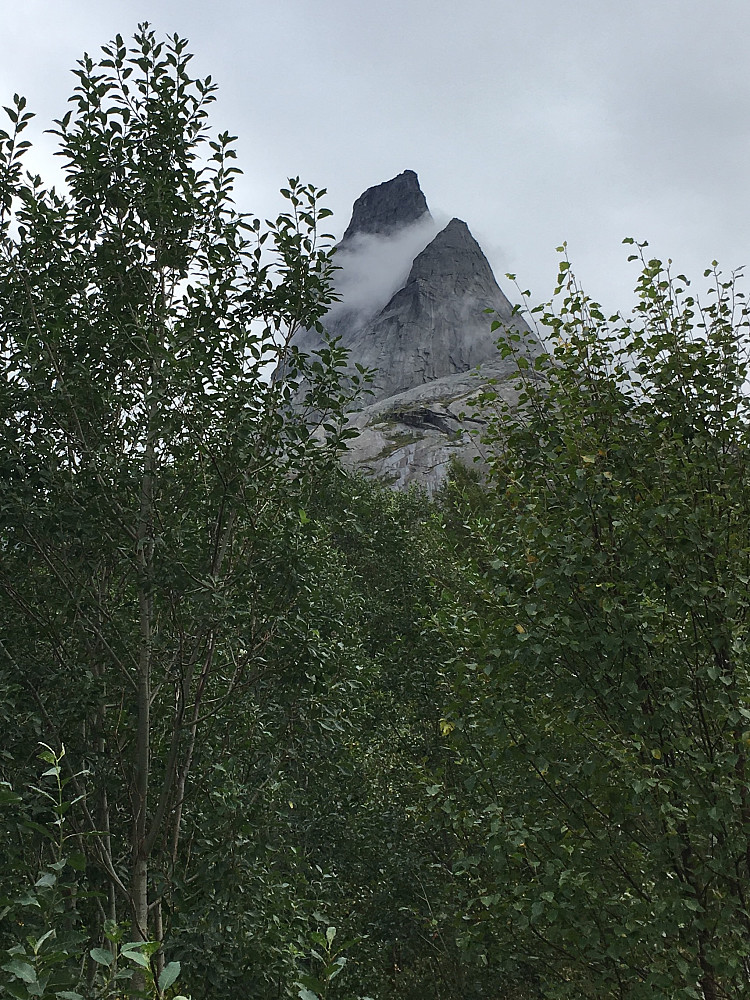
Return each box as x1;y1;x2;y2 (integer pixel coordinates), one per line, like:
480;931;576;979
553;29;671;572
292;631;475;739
294;171;540;492
345;217;526;401
340;168;429;244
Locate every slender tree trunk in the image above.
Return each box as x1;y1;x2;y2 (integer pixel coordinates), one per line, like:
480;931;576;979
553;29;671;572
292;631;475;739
154;900;165;981
99;787;118;947
95;674;118;948
131;418;155;993
130;638;151;993
700;974;718;1000
133;528;153;940
698;930;717;1000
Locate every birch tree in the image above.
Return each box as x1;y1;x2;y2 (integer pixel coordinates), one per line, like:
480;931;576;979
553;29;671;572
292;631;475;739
0;23;359;973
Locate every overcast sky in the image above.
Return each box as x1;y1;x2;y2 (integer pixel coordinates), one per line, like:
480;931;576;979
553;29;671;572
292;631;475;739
2;0;749;314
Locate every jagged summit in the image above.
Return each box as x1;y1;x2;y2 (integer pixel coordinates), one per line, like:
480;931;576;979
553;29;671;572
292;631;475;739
329;215;528;403
406;217;499;292
288;172;540;492
341;169;431;243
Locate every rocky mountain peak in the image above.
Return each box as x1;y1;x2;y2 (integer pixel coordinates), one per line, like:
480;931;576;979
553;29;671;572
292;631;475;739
337;214;527;403
405;217;498;292
341;169;431;243
288;172;541;492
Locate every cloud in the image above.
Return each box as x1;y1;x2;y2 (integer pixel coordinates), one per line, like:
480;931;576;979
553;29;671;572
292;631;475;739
325;213;441;330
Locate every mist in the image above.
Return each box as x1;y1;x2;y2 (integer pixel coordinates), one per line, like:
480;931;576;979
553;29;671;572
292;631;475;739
326;213;441;328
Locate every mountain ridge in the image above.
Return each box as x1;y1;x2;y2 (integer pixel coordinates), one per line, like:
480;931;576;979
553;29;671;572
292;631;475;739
294;171;541;491
340;169;431;244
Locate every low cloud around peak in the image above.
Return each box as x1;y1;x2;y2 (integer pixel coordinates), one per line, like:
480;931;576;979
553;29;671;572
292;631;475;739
326;213;443;329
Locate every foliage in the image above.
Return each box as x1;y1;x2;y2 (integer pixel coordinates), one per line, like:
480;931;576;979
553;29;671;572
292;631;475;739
435;245;750;998
160;469;468;999
0;30;466;994
0;22;362;995
9;20;750;1000
0;746;190;999
0;746;88;1000
294;924;370;1000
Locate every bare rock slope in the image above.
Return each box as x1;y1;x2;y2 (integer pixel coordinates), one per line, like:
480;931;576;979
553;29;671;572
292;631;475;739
296;171;540;492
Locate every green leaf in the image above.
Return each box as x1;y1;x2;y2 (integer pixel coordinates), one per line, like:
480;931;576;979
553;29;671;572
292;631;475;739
89;948;113;967
122;950;150;969
0;784;22;805
31;928;55;954
5;983;31;1000
297;988;319;1000
2;958;37;983
120;941;147;954
158;961;181;992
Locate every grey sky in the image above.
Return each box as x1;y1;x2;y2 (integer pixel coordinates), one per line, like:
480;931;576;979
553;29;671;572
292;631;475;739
3;0;749;313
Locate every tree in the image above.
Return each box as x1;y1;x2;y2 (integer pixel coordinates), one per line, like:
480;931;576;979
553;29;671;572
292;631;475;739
436;247;750;998
165;467;472;1000
0;23;362;982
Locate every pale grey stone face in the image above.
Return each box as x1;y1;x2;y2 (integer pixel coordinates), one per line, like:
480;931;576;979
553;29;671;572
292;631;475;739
340;169;430;244
339;359;530;495
291;170;542;493
334;216;530;404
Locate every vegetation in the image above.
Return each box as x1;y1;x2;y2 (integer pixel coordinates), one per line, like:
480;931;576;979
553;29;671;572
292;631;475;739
436;249;750;998
0;23;364;999
2;24;750;1000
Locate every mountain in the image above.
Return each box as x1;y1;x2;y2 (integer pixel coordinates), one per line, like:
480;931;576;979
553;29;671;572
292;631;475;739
340;168;430;243
293;171;541;491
